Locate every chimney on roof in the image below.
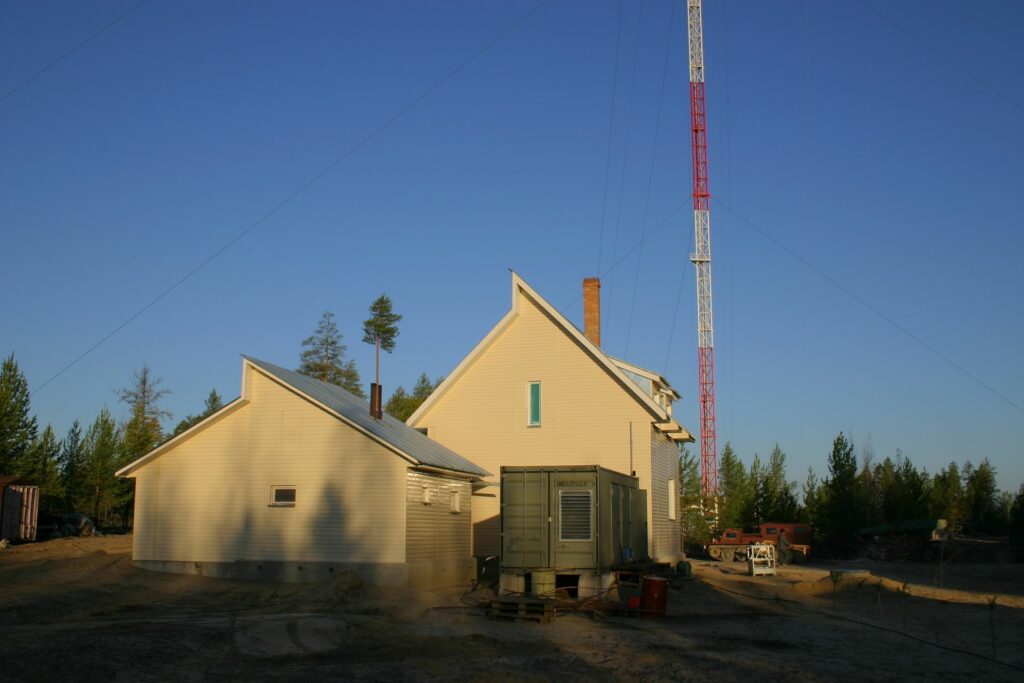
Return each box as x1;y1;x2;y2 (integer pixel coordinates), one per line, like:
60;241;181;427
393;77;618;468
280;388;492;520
370;383;383;419
583;277;601;347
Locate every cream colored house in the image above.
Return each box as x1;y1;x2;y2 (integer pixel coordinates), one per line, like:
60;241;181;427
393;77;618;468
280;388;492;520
408;274;694;564
116;356;487;587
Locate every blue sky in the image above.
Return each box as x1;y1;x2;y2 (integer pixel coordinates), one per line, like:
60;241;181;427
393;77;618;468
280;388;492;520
2;1;1022;491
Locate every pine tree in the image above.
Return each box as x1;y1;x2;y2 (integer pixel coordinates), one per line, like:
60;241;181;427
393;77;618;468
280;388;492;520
820;432;863;550
59;420;84;511
718;442;749;530
0;353;37;474
678;444;713;546
23;424;63;512
362;294;402;391
930;461;964;532
299;311;364;397
172;388;225;436
802;466;822;524
764;444;799;521
119;366;170;527
384;374;442;422
81;408;122;524
1009;484;1024;551
963;459;999;534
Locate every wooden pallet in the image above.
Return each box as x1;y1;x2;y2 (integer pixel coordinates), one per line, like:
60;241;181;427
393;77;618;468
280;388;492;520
490;597;555;624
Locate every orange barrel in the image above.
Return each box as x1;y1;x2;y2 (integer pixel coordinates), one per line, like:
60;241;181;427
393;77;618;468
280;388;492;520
640;575;668;617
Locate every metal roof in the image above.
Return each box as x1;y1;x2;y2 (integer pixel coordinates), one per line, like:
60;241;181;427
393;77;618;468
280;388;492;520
243;356;489;478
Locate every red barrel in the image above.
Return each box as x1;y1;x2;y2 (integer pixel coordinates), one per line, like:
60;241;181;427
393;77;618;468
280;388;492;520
640;575;668;617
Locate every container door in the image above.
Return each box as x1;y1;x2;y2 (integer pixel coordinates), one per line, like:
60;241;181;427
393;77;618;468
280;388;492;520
501;470;549;568
552;475;597;570
630;488;649;561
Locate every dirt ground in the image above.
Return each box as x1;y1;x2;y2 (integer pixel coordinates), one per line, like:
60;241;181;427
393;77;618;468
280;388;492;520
1;536;1022;682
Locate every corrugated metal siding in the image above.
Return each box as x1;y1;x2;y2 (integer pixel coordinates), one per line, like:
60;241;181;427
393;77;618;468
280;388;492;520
404;470;471;561
132;369;407;564
650;428;681;562
1;484;39;541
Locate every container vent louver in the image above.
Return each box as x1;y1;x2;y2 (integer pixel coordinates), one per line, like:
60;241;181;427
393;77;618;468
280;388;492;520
559;490;592;541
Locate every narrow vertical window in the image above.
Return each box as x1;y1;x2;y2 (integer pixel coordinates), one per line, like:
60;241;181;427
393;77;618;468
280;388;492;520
668;479;677;520
450;490;461;513
527;382;541;426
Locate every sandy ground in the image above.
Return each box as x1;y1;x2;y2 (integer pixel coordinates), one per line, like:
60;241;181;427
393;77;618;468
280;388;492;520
1;535;1022;682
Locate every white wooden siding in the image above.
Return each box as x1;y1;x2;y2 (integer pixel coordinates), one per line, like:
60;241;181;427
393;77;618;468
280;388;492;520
650;428;682;562
405;470;471;560
412;287;655;557
131;368;408;565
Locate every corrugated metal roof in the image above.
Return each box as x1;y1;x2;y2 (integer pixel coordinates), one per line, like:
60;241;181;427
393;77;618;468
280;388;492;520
243;356;488;478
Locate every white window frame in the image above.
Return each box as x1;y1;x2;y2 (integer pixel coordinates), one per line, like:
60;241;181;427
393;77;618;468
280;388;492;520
270;485;296;507
421;483;433;505
668;479;677;520
450;490;461;513
527;381;542;427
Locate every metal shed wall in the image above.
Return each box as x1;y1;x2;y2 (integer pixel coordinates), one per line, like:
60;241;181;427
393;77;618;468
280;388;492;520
1;484;39;542
500;466;647;573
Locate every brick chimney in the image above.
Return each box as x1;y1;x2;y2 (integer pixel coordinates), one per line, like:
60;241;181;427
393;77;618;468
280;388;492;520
583;277;601;347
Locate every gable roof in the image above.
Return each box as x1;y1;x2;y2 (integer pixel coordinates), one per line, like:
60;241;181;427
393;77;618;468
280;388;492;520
117;356;489;479
409;272;694;442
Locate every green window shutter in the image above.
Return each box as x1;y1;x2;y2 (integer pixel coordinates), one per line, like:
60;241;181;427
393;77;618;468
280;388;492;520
528;382;541;425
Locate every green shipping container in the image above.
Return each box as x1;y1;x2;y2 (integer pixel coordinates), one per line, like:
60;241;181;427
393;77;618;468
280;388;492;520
500;465;648;572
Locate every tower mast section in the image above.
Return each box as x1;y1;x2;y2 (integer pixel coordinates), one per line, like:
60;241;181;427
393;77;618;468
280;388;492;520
686;0;718;497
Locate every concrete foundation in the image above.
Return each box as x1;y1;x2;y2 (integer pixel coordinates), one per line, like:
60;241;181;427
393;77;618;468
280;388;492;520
134;556;474;589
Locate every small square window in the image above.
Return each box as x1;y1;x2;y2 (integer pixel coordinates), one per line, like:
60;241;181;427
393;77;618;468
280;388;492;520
270;486;296;507
527;382;541;426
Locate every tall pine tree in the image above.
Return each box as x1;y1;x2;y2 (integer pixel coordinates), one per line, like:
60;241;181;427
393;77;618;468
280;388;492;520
0;353;37;474
59;420;84;512
718;442;749;530
24;424;63;512
119;366;170;527
362;294;402;392
299;311;364;397
81;408;122;524
820;432;863;551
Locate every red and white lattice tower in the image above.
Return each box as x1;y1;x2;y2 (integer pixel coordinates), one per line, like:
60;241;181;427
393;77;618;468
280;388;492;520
686;0;718;497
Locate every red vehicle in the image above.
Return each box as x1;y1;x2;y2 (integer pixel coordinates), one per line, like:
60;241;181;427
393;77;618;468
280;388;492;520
708;522;813;562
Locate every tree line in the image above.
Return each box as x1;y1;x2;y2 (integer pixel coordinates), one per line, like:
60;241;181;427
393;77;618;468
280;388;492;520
0;293;442;527
680;433;1024;552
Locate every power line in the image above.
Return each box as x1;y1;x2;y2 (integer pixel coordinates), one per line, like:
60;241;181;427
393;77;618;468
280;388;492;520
564;199;688;311
596;0;625;276
714;198;1024;415
854;0;1024;116
624;0;677;358
662;240;691;375
605;0;646;337
0;1;149;106
31;0;551;397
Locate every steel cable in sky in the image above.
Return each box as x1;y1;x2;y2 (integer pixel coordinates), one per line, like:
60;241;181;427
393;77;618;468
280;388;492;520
30;0;551;396
715;198;1024;415
855;0;1024;117
596;0;625;277
0;1;150;106
623;0;677;358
